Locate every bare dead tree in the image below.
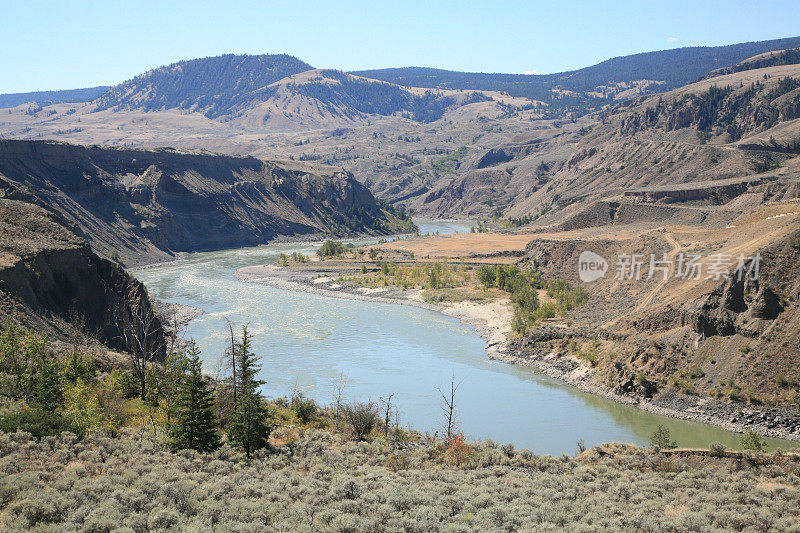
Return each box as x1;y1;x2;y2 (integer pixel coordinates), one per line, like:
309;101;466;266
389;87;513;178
67;308;88;358
118;290;165;401
436;373;462;440
332;373;348;421
380;393;395;437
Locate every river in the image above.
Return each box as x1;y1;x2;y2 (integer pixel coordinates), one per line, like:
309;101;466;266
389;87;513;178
133;219;792;454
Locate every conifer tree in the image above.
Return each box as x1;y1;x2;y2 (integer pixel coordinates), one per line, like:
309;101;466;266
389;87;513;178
171;341;220;453
32;351;62;411
227;326;270;457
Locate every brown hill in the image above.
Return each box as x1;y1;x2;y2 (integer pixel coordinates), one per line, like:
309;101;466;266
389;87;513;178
416;59;800;219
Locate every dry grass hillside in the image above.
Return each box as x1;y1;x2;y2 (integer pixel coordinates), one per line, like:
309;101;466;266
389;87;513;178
1;47;799;225
421;60;800;220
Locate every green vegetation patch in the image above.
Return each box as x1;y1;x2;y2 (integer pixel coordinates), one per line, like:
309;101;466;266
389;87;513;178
477;265;588;334
432;146;468;174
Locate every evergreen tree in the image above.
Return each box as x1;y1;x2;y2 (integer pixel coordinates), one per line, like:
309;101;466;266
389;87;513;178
170;341;220;453
227;326;270;457
31;352;62;411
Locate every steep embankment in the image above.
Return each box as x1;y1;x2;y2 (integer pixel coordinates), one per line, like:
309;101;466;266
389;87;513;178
0;198;165;355
0;140;412;265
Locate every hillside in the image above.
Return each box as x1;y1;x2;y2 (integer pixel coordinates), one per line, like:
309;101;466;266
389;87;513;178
356;36;800;115
3;40;800;220
93;54;313;118
224;68;494;131
703;47;800;79
417;58;800;218
0;140;413;265
88;56;491;125
0;86;110;109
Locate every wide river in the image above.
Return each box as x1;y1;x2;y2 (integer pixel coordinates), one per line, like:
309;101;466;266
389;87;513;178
134;218;792;454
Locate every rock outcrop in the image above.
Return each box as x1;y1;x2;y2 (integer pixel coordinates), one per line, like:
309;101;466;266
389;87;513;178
684;264;783;338
0;199;165;357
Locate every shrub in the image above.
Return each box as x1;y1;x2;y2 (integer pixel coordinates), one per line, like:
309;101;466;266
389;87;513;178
290;392;318;424
687;366;705;379
61;350;97;385
576;439;586;454
740;431;766;452
63;379;107;434
341;401;379;441
443;433;474;467
0;409;83;439
709;442;727;457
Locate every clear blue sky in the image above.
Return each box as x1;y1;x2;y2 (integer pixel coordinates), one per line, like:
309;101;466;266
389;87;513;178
2;0;799;93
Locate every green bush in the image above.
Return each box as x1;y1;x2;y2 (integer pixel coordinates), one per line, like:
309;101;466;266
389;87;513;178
290;392;318;424
342;401;379;441
0;410;83;439
649;424;676;450
740;431;766;452
318;240;345;257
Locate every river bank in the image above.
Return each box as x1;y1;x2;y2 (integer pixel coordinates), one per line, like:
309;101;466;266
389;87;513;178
234;263;513;360
235;262;800;445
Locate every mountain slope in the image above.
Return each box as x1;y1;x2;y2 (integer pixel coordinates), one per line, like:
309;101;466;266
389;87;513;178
703;47;800;79
225;68;493;131
417;57;800;218
355;36;800;114
93;54;313;118
0;140;413;265
0;86;110;109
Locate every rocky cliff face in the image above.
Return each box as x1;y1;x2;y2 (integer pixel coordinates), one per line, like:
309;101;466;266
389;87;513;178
0;140;412;265
517;215;800;408
0;199;165;357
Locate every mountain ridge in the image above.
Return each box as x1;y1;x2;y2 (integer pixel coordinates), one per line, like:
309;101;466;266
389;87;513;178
5;36;800;118
355;36;800;113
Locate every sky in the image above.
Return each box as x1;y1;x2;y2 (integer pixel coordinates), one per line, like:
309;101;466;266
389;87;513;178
1;0;799;93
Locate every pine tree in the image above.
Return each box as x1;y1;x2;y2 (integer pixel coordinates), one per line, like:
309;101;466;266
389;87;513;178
31;352;62;411
227;326;270;457
170;341;220;453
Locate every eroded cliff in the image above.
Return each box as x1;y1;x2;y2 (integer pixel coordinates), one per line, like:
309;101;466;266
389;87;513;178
0;140;413;265
0;198;165;357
